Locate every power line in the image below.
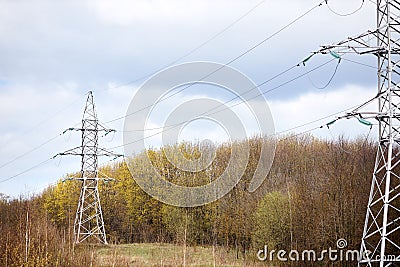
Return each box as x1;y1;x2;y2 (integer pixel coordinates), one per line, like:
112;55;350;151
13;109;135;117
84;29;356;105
110;96;366;151
0;0;365;186
0;158;53;184
107;56;343;151
200;54;377;127
0;94;372;185
0;0;268;166
120;62;302;133
326;0;365;17
0;92;87;154
104;0;327;124
0;133;62;170
118;54;374;133
0;120;83;171
279;125;323;141
275;103;362;135
120;50;375;133
98;0;267;91
341;57;377;69
1;0;269;165
21;92;87;136
205;58;338;117
2;51;357;173
109;47;382;151
307;58;341;90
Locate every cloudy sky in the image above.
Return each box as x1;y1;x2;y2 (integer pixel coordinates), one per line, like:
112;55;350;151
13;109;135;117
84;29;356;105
0;0;379;197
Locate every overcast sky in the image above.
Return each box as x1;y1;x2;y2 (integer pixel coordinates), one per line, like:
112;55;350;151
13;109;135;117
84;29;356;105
0;0;379;197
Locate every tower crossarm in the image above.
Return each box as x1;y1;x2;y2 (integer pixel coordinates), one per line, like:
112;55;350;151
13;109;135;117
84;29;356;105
56;147;122;158
97;147;123;158
317;28;382;55
315;15;400;56
63;127;116;134
56;146;83;156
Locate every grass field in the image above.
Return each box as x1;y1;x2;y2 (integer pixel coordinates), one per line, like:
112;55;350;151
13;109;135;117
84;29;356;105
94;243;266;267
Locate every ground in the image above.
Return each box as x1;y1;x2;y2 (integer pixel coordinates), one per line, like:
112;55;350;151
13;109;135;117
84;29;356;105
94;243;266;267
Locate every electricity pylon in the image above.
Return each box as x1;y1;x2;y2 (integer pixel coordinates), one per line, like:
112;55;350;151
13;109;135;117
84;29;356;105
314;0;400;265
58;91;120;244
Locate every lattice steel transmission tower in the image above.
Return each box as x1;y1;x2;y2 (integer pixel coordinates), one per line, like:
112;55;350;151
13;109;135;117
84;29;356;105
316;0;400;266
58;91;119;244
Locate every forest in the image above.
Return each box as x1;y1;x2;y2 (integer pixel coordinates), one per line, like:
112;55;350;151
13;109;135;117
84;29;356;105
0;134;381;266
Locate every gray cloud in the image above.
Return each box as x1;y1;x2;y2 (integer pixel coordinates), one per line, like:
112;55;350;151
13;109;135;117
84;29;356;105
0;0;379;197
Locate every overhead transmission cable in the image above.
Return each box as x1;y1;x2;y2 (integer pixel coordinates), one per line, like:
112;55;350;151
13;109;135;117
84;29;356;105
119;52;343;133
341;57;376;69
307;53;341;90
2;0;267;165
104;0;327;124
112;52;374;133
0;93;88;170
276;103;363;135
205;58;340;117
0;134;63;170
98;0;267;91
108;46;379;151
0;92;87;155
120;63;302;133
19;92;88;136
0;121;83;171
109;93;368;151
326;0;365;17
0;95;375;184
3;0;268;164
0;0;359;184
0;158;54;184
106;53;347;150
116;54;376;133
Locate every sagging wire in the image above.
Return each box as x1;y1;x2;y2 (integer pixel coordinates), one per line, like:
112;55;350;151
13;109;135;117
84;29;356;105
327;127;352;154
103;0;328;125
361;126;373;148
304;50;342;90
63;130;72;142
326;0;365;17
117;52;373;134
54;155;62;167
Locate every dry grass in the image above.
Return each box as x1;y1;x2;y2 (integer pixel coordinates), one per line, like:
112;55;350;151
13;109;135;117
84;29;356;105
95;243;267;267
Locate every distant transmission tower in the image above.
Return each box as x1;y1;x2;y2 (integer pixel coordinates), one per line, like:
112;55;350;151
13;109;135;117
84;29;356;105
315;0;400;266
58;91;120;244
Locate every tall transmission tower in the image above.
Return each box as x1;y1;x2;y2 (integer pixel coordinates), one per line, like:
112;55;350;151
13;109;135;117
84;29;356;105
315;0;400;265
58;91;120;244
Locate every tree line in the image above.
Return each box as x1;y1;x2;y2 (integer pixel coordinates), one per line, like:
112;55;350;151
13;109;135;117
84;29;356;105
0;134;379;266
